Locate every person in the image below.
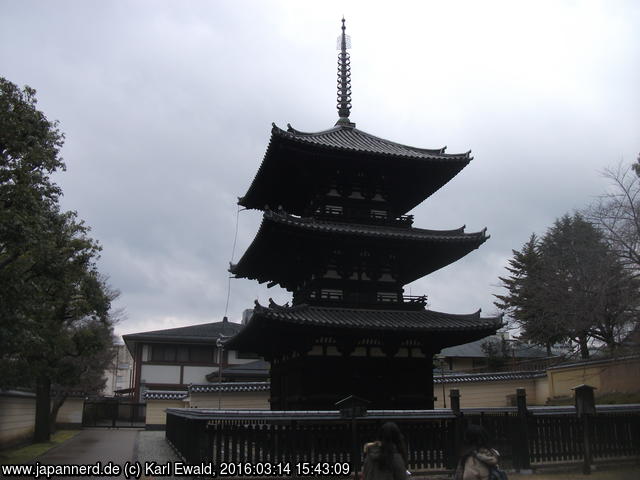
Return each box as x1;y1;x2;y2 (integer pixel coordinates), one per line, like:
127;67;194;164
454;424;501;480
362;422;409;480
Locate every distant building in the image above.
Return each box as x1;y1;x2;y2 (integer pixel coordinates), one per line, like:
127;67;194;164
438;334;555;373
122;318;259;402
102;343;134;396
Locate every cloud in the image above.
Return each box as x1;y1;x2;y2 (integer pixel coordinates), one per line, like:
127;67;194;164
1;0;638;338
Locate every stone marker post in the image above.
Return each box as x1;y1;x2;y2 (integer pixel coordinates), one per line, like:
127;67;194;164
515;387;532;473
573;384;596;475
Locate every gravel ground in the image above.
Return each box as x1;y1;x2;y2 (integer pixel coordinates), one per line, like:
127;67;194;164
135;431;182;480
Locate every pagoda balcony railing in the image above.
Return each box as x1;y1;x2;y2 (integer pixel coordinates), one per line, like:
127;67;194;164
377;293;428;307
315;205;413;227
316;290;343;301
303;290;427;309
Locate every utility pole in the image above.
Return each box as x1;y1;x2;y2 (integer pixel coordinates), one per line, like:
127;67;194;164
216;335;224;409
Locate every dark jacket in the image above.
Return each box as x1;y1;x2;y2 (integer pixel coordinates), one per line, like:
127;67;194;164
363;443;408;480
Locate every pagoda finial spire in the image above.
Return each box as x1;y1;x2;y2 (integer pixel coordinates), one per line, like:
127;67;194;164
335;17;355;127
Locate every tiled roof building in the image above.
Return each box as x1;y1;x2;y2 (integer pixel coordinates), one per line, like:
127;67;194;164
123;319;249;402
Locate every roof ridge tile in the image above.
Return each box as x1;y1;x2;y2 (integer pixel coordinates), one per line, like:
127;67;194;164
274;123;470;159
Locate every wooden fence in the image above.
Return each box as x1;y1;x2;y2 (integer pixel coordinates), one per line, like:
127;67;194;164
165;392;640;475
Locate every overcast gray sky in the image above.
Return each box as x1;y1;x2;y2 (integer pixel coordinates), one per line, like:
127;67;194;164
2;0;639;339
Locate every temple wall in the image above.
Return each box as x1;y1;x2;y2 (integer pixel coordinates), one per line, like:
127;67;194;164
600;356;640;393
56;397;84;426
0;391;36;449
146;400;186;427
534;376;550;404
547;356;640;398
190;392;269;410
548;365;602;397
434;379;540;408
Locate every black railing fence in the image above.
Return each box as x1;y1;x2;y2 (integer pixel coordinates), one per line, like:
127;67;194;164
528;410;640;463
165;395;640;475
82;400;145;428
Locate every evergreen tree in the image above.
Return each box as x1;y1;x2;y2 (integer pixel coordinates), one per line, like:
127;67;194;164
494;234;566;355
496;214;639;358
1;77;117;441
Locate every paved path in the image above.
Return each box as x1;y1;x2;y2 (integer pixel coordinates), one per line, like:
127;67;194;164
35;428;141;478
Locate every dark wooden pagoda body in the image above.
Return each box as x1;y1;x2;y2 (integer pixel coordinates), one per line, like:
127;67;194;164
226;21;501;410
226;124;501;410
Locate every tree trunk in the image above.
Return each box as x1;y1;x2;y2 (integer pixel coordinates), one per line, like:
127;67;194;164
34;376;51;442
546;342;552;357
579;336;590;359
49;392;67;434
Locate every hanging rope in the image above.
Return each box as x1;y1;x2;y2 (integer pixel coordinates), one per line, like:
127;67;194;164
224;204;243;318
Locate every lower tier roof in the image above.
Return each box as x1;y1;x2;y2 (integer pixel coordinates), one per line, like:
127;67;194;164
225;302;502;357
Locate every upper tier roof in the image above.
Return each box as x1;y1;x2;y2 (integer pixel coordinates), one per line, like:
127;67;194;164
230;210;489;290
280;124;467;160
238;124;472;216
225;302;503;355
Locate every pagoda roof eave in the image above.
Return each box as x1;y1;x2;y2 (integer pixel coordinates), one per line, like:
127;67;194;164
258;210;488;240
225;302;503;355
279;123;472;159
229;210;489;289
238;123;473;215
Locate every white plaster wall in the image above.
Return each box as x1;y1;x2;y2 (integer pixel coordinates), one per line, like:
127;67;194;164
433;380;538;408
141;364;180;384
190;392;269;409
535;377;549;405
183;366;216;384
56;397;84;424
0;394;35;449
227;350;259;364
146;400;187;425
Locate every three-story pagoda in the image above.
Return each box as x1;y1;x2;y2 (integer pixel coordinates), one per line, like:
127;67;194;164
226;20;501;410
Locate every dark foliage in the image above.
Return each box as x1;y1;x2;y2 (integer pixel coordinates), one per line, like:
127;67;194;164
495;214;639;358
1;77;117;441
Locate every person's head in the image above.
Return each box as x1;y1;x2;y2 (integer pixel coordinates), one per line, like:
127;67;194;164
379;422;403;448
463;424;491;449
376;422;408;467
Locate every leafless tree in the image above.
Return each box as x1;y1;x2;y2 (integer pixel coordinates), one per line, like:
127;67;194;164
586;155;640;275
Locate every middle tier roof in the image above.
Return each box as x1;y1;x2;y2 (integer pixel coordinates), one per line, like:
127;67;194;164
230;210;489;290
